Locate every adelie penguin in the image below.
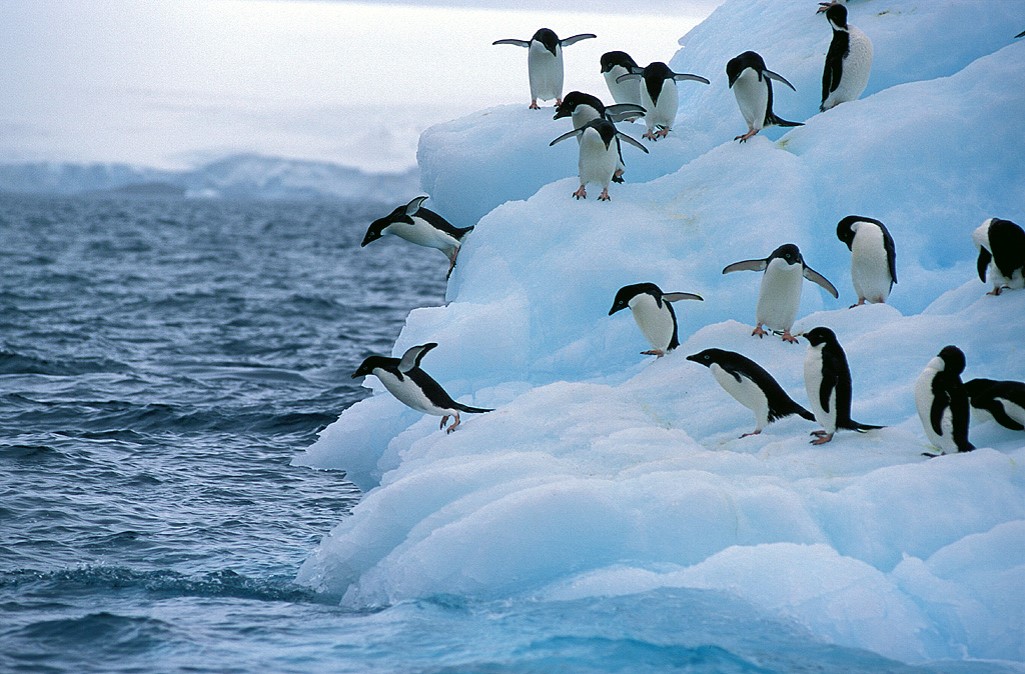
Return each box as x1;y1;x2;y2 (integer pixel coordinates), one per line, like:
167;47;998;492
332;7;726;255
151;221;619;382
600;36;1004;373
965;378;1025;432
362;196;473;276
972;218;1025;296
800;326;883;445
914;345;975;456
687;348;815;438
726;51;802;143
352;343;492;434
550;118;648;201
600;51;643;110
609;282;703;357
616;62;709;140
493;28;596;109
836;215;897;306
722;243;838;343
553;92;646;183
820;3;873;112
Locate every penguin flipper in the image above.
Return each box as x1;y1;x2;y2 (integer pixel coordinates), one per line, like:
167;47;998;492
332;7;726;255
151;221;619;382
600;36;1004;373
398;342;438;373
615;72;643;84
929;385;950;438
722;259;768;274
405;195;430;216
492;38;531;47
662;292;703;303
763;69;797;92
803;266;840;298
559;33;597;47
604;103;646;122
672;73;710;85
976;248;991;282
615;132;649;154
549;128;584;147
985;402;1025;432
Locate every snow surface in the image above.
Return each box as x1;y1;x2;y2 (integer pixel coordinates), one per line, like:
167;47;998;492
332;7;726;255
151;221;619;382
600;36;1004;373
296;0;1025;667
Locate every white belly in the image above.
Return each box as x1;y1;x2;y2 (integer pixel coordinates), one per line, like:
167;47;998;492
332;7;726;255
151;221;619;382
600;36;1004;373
628;294;676;352
385;217;459;255
642;80;678;132
850;224;891;302
988;261;1025;290
914;359;954;451
578;131;618;189
732;70;767;131
804;346;836;433
604;66;642;107
528;43;563;102
823;28;873;109
711;364;769;431
756;261;803;332
374;369;443;416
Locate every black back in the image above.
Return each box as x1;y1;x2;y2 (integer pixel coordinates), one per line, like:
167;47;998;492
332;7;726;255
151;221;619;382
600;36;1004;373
989;219;1025;280
965;377;1025;431
687;348;814;422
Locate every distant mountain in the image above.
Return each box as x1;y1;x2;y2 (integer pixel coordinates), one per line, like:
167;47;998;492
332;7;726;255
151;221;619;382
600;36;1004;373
0;154;420;203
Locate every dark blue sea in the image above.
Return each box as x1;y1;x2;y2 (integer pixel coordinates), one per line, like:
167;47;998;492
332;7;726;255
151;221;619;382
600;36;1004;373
3;193;1021;674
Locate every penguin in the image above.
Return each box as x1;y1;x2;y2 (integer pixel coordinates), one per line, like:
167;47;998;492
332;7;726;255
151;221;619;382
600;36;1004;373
550;118;648;201
493;28;596;109
726;51;802;143
835;215;897;306
722;243;838;343
553;92;646;183
600;51;643;110
820;3;873;112
914;345;975;455
362;196;473;276
616;62;709;140
972;218;1025;296
965;378;1025;431
800;326;883;444
609;282;703;357
687;348;815;437
352;343;492;433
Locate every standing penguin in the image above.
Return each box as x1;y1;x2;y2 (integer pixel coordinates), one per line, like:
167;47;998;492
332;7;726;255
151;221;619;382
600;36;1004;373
553;92;645;184
550;118;648;201
687;348;815;437
722;243;838;343
914;345;975;455
362;196;474;275
800;326;883;444
616;62;709;140
609;282;703;357
972;218;1025;296
352;343;492;433
726;51;802;142
965;378;1025;432
493;28;596;109
820;3;873;112
836;215;897;306
601;51;643;110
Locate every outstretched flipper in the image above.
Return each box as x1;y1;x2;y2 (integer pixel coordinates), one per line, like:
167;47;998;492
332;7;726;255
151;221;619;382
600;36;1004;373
492;38;531;47
803;266;840;298
398;342;438;373
559;33;597;47
722;259;768;274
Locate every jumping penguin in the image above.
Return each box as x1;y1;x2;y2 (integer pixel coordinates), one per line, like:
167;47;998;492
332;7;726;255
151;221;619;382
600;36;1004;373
554;92;645;183
600;51;643;110
726;51;802;142
965;378;1025;432
820;3;873;112
493;28;596;109
800;326;883;444
722;243;838;343
608;282;703;357
362;196;474;276
352;343;492;434
914;345;975;455
835;215;897;306
687;348;815;437
616;61;709;140
972;218;1025;296
550;118;648;201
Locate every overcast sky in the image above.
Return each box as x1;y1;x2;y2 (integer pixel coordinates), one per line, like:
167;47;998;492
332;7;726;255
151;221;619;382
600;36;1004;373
0;0;720;173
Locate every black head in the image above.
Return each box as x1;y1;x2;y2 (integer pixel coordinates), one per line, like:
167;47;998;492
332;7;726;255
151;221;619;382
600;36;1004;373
726;51;765;88
643;61;673;80
361;206;403;246
768;243;803;266
601;50;638;73
352;355;392;378
533;28;559;55
609;282;661;315
554;91;604;119
826;3;848;30
937;345;967;376
835;215;861;249
801;326;837;347
686;347;730;368
580;118;618;148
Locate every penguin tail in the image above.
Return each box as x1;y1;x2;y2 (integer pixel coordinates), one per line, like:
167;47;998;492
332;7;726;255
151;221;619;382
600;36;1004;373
766;112;803;128
453;403;494;414
843;420;885;433
769;403;816;423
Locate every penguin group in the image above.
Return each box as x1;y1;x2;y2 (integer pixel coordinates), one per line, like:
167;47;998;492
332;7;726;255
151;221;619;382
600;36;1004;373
349;5;1024;455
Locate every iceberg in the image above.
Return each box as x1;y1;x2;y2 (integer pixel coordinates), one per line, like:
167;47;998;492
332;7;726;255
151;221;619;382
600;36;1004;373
295;0;1025;666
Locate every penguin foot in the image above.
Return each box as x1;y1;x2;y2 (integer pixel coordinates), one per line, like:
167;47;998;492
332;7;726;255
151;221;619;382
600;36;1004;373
781;330;799;344
598;188;611;201
640;349;666;357
572;186;587;200
850;298;867;308
442;413;462;434
654;127;670;139
987;287;1004;296
810;432;834;445
734;129;759;143
612;168;625;183
529;100;540;110
739;429;762;438
642;130;659;141
810;430;829;437
752;325;767;338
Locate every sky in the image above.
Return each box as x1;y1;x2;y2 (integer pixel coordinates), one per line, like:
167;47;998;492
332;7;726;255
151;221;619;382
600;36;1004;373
0;0;720;174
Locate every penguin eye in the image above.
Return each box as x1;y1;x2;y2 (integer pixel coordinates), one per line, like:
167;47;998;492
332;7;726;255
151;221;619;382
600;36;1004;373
703;355;710;361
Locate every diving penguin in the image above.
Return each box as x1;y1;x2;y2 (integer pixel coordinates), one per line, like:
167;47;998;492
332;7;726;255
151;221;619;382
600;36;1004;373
914;345;975;455
726;51;802;142
362;196;473;276
722;243;838;343
800;326;883;445
608;282;703;357
352;343;493;434
820;3;873;112
616;61;709;140
687;348;815;437
836;215;897;306
600;51;643;110
493;28;596;109
965;378;1025;432
972;217;1025;296
550;118;648;201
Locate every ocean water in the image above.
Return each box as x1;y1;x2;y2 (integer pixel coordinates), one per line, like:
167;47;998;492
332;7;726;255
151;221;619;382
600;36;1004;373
1;193;1019;674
